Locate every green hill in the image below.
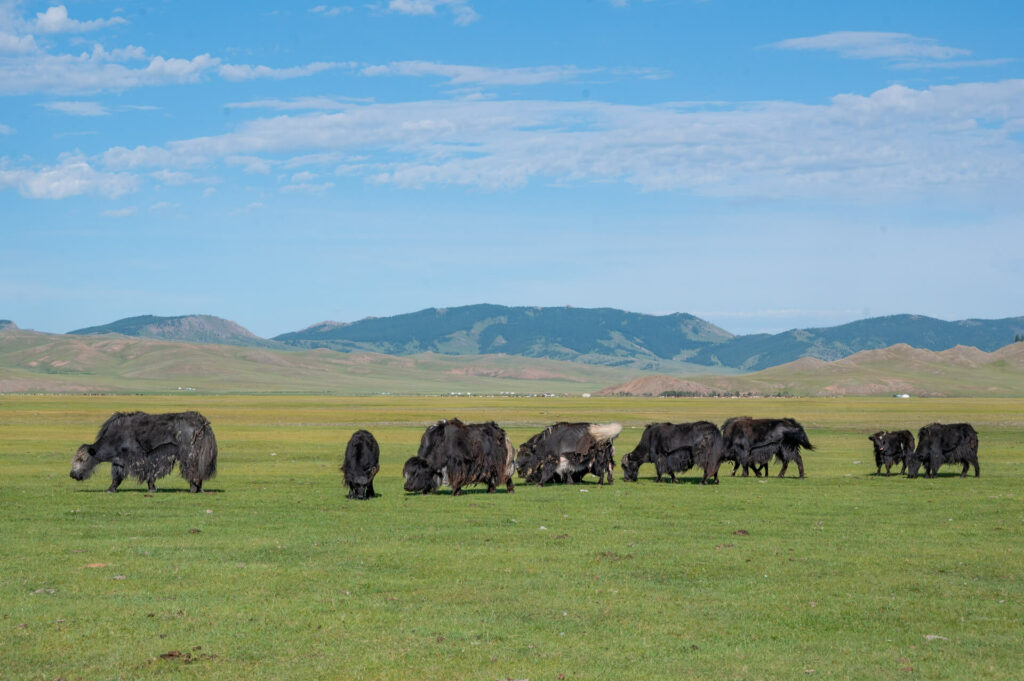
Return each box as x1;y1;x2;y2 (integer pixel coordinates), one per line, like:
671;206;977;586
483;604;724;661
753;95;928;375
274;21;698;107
68;314;281;349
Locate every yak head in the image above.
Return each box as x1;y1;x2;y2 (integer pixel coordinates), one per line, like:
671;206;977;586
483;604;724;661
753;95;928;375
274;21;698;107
346;466;379;500
868;431;886;453
905;452;925;478
620;448;646;482
402;457;441;494
69;444;100;481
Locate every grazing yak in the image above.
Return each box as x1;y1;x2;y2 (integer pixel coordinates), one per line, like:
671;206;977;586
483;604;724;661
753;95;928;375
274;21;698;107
404;418;515;495
515;422;622;485
341;430;380;499
721;417;815;478
621;421;724;484
69;411;217;493
907;423;979;479
868;430;915;476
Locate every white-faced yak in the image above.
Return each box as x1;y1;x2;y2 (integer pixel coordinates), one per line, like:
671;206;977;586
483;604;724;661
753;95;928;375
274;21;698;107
405;418;515;496
70;411;217;493
721;417;815;478
868;430;915;476
907;423;979;479
515;422;622;485
341;429;380;499
620;421;724;484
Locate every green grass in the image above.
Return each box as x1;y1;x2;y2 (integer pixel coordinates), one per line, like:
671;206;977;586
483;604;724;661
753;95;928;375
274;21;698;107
1;396;1022;680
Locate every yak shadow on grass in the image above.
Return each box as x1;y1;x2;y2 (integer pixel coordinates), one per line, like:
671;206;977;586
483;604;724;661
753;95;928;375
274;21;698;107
74;487;225;494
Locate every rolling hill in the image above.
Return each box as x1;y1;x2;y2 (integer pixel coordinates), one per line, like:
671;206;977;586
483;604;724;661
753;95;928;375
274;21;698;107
0;326;649;395
600;342;1024;398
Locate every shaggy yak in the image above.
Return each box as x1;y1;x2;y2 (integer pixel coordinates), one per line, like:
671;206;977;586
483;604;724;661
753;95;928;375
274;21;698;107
341;429;380;499
515;422;622;485
868;430;915;476
621;421;724;484
907;423;979;479
404;418;515;495
69;411;217;493
721;417;815;478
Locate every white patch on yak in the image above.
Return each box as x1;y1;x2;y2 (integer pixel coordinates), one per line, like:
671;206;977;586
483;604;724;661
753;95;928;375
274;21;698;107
588;423;623;443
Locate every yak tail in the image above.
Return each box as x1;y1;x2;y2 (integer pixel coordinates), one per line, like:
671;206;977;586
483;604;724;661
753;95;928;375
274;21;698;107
588;423;623;444
503;435;516;480
182;416;218;481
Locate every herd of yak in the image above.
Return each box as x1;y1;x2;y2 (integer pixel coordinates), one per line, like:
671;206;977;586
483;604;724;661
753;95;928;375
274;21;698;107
68;410;981;497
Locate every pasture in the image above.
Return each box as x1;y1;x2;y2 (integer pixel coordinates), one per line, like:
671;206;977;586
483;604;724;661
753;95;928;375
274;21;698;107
1;395;1022;680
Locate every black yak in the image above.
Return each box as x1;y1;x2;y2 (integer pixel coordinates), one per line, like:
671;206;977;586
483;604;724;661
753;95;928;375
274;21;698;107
515;422;622;486
621;421;724;484
402;456;442;494
721;417;815;478
868;430;915;476
907;423;979;479
70;411;217;493
406;418;515;495
341;430;380;499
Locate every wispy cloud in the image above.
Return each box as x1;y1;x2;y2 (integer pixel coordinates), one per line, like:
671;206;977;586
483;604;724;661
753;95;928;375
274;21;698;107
0;155;138;199
362;60;597;86
100;206;137;217
42;100;109;116
771;31;1006;70
86;79;1024;200
386;0;478;26
34;5;127;34
224;96;372;110
218;61;352;81
310;5;351;16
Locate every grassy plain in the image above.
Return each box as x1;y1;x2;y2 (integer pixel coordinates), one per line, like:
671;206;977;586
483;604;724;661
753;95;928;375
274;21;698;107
1;395;1022;680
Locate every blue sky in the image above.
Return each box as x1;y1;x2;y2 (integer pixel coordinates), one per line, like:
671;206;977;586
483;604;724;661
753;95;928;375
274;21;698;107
2;0;1022;338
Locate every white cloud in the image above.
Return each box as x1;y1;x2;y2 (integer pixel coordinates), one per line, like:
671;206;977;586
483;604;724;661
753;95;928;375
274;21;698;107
281;181;335;193
34;5;127;34
310;5;351;16
0;122;12;134
218;61;350;81
225;96;372;110
0;155;138;199
81;79;1024;201
362;60;596;86
101;206;137;217
42;100;109;116
0;50;220;95
770;31;1004;70
387;0;478;26
0;31;37;53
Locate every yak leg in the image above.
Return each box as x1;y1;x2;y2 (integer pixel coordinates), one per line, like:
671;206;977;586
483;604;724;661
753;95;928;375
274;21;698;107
147;479;157;493
107;463;126;493
793;454;805;478
368;481;377;498
777;459;789;478
960;461;969;478
189;479;203;493
740;463;750;477
506;478;515;493
730;460;740;476
973;461;980;478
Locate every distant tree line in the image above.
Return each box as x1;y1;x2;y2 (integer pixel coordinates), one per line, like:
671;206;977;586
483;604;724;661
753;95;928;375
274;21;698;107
1016;334;1024;343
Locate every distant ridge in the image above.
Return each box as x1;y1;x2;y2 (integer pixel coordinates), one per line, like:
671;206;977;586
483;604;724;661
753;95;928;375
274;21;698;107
68;314;281;349
600;342;1024;397
0;320;16;331
274;304;733;369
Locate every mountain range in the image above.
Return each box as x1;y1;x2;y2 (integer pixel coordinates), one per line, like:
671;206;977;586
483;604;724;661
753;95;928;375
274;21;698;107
62;305;1024;372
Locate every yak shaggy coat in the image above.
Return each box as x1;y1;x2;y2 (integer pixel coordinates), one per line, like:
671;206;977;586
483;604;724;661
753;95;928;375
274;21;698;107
341;430;380;499
721;417;815;478
908;423;979;479
868;430;915;476
516;422;622;485
411;418;516;495
69;411;217;493
621;421;724;484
